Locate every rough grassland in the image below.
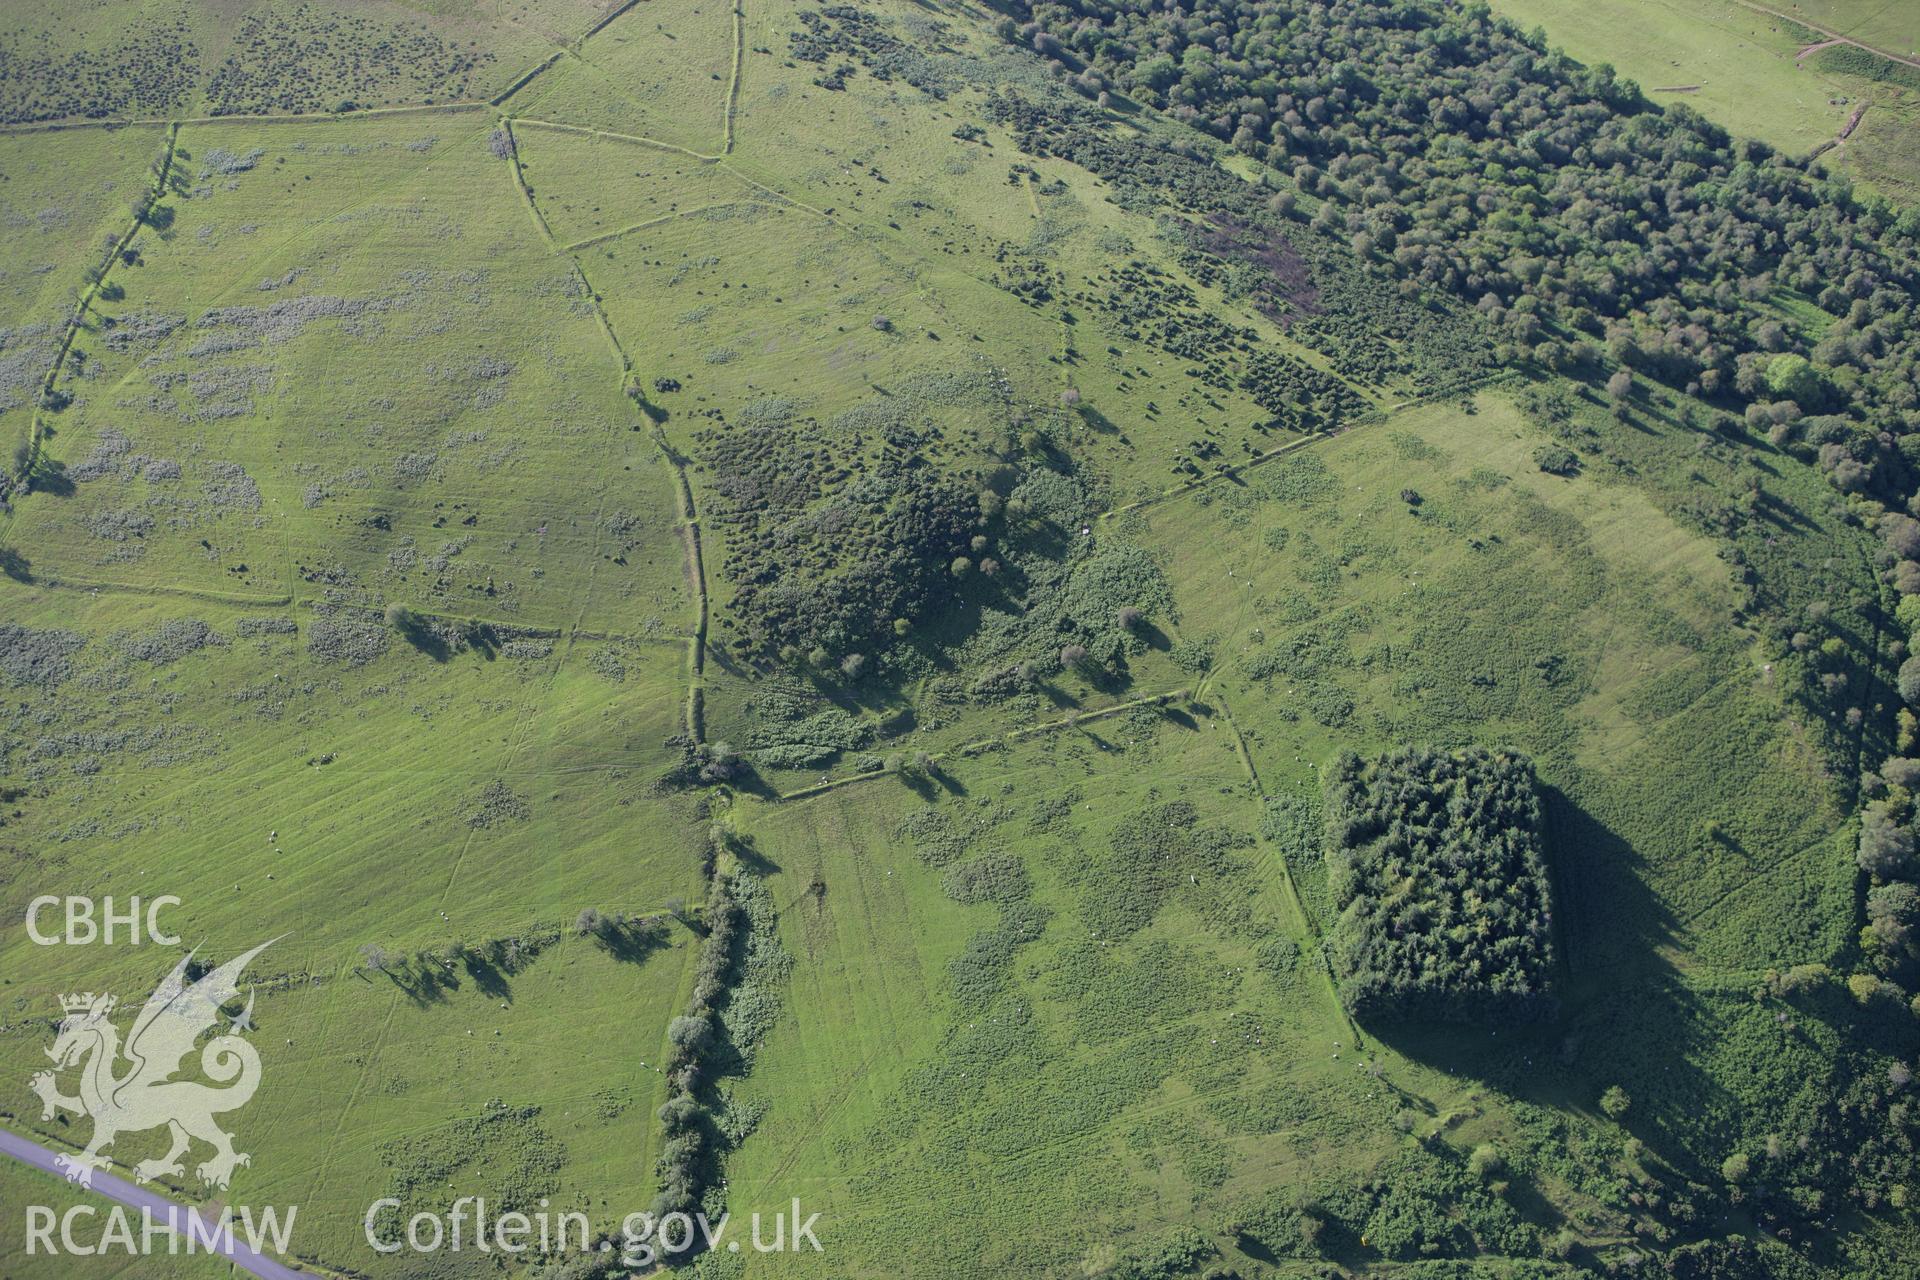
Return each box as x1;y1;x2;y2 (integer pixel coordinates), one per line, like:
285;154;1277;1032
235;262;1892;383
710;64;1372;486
721;721;1377;1279
1776;0;1919;55
4;114;689;633
704;386;1867;1275
0;1159;234;1278
0;0;633;122
0;126;169;462
0;0;1909;1275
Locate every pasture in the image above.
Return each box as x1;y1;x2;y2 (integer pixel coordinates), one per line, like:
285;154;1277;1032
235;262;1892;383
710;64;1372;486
693;383;1880;1274
0;0;1913;1276
1489;0;1920;199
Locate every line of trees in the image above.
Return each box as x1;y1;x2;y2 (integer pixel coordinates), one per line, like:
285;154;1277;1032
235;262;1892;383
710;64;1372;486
653;874;742;1220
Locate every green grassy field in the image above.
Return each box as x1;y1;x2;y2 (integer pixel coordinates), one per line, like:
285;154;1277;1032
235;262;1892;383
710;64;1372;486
1;0;1914;1276
0;1159;236;1279
1767;0;1919;55
697;387;1874;1276
720;714;1385;1278
1489;0;1920;200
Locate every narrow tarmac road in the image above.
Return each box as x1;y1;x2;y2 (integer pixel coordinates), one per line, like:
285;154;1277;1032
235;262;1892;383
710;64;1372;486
0;1124;307;1278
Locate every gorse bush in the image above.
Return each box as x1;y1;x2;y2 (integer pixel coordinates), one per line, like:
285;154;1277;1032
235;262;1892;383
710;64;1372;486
1325;746;1556;1024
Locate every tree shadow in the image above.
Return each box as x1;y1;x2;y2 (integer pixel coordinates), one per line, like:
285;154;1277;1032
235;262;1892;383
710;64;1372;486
0;547;31;582
1039;681;1084;709
1360;785;1732;1181
720;760;777;800
1075;403;1122;435
1752;489;1820;534
461;949;512;1001
1160;703;1199;731
26;459;75;498
723;830;783;875
381;956;456;1006
594;917;672;964
395;614;451;661
464;622;499;660
1136;621;1174;652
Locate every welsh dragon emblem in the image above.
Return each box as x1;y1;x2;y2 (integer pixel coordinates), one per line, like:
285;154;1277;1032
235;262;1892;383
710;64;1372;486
29;939;275;1189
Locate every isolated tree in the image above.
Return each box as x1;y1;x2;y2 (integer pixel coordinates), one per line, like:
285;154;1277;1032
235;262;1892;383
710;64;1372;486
1859;802;1915;880
575;907;603;936
1767;354;1827;407
697;742;737;783
667;1015;713;1058
1867;882;1920;964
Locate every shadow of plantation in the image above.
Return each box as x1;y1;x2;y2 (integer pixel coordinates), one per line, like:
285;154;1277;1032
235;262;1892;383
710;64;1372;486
1361;782;1739;1187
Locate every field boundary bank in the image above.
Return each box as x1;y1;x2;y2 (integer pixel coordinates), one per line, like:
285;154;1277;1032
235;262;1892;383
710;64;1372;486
652;428;711;742
1214;689;1369;1048
561;200;779;252
1101;368;1524;521
0;571;687;647
4;123;177;502
723;0;746;155
772;688;1190;803
510;115;723;163
1810;101;1870;158
0;101;490;136
494;141;715;743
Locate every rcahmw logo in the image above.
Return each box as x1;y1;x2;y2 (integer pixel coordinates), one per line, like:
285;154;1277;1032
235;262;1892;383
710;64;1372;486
29;939;277;1189
25;1203;296;1259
